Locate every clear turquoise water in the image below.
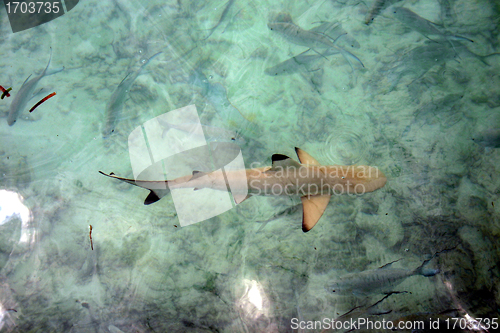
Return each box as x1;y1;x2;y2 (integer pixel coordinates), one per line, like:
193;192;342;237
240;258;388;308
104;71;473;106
0;0;499;331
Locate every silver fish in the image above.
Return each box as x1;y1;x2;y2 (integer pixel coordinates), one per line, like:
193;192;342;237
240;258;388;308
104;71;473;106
268;13;337;50
265;52;326;76
265;47;345;76
365;0;392;25
328;259;439;296
310;21;360;49
102;51;162;138
392;7;473;44
384;42;457;91
201;0;236;40
387;41;499;92
364;0;401;25
7;48;64;126
268;13;364;69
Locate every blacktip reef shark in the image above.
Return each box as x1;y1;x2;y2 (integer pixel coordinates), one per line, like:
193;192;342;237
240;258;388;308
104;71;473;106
7;48;64;126
100;148;386;232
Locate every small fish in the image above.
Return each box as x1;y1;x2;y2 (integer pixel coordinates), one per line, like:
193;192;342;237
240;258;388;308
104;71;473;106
102;51;162;138
265;46;341;76
268;13;338;50
201;0;236;40
387;41;498;92
265;51;326;76
328;258;439;296
268;13;364;69
265;47;352;76
384;42;457;91
100;148;387;232
365;0;401;25
7;48;64;126
472;128;500;148
309;21;360;49
392;7;474;45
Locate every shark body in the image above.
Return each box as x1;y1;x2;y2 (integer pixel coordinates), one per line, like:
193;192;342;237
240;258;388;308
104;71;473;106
99;148;386;231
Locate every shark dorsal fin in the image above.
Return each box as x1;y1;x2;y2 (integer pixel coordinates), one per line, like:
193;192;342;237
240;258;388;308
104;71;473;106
271;154;302;171
295;148;320;165
191;170;206;180
301;194;331;232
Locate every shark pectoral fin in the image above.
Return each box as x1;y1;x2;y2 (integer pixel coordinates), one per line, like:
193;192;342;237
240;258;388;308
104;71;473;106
301;194;331;232
234;194;251;204
295;147;320;166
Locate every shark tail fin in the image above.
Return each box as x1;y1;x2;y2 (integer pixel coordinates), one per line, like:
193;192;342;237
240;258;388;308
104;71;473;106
301;194;331;232
144;189;170;205
99;171;170;205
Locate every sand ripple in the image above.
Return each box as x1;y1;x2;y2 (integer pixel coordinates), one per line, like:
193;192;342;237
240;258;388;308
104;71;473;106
321;126;370;165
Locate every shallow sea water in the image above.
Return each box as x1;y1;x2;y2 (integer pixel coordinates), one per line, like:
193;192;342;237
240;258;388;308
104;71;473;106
0;0;499;332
